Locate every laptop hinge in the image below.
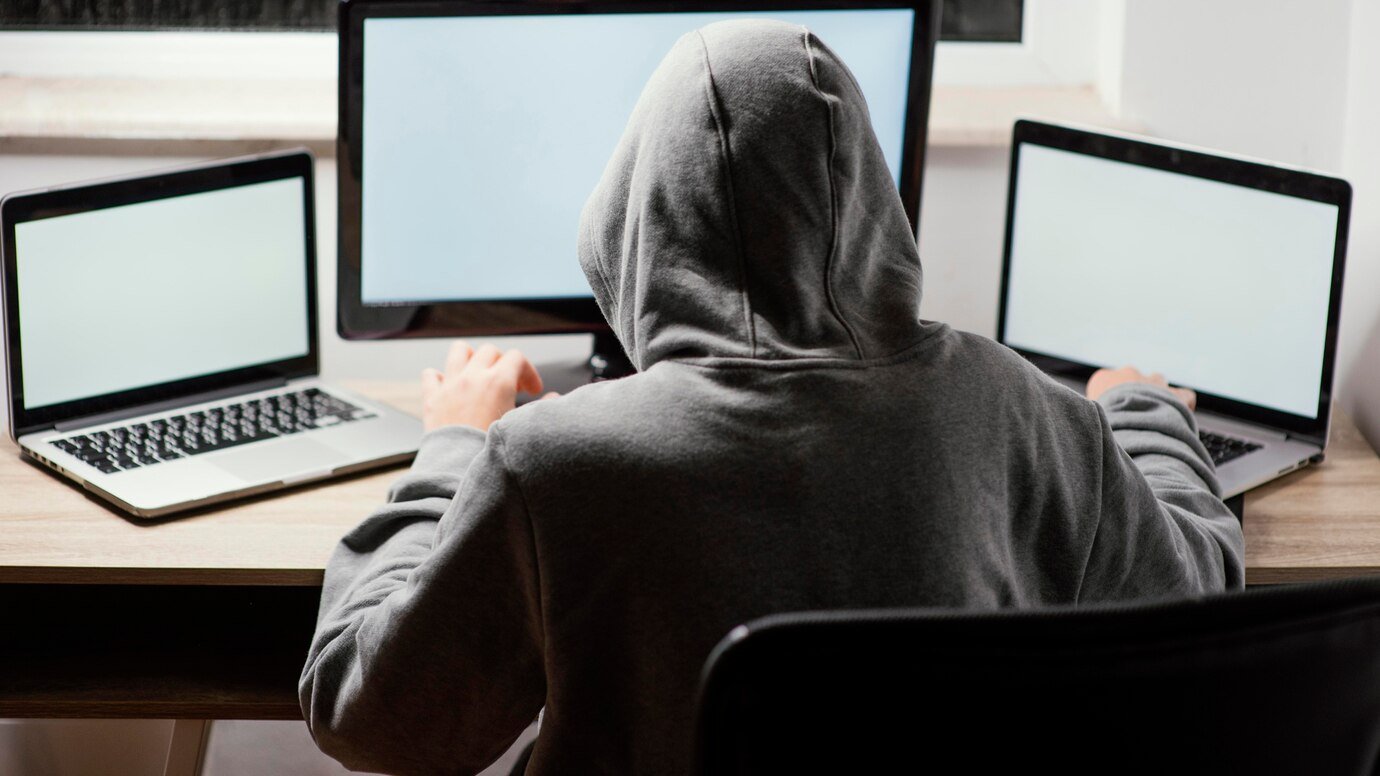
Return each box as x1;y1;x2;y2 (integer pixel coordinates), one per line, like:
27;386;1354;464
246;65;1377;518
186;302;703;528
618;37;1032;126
1286;430;1327;450
52;378;288;434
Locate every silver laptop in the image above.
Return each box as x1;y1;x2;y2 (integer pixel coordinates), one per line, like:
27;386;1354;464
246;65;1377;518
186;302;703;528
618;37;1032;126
1;150;421;518
998;120;1352;498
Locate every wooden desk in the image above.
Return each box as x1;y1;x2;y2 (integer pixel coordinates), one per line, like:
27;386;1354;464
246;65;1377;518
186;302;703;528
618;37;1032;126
1243;408;1380;583
2;382;1379;738
3;381;1378;587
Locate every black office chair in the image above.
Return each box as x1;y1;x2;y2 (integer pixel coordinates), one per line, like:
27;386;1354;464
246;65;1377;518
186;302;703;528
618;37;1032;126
696;579;1380;775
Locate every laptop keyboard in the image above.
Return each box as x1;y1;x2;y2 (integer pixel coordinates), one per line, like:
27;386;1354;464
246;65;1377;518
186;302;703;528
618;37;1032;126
1199;430;1262;466
51;388;375;474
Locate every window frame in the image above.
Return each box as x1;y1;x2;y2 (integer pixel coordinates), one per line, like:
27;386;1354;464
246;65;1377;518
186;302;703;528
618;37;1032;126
0;1;1099;87
934;0;1101;87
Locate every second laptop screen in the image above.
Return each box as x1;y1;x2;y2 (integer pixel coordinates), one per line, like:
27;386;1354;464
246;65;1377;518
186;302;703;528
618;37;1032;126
1002;144;1340;419
360;9;916;305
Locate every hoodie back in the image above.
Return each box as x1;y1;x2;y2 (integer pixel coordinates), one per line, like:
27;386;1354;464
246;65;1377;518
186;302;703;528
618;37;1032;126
301;20;1244;776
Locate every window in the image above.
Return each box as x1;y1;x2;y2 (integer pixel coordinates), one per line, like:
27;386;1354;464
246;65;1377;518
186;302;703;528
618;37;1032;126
942;0;1022;43
1;0;1023;42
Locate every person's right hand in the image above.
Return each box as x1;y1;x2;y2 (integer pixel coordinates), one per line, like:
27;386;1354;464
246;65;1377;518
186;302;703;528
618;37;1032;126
1086;366;1197;410
421;341;546;432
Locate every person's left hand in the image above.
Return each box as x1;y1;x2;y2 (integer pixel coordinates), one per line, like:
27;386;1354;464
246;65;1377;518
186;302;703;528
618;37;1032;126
421;341;546;432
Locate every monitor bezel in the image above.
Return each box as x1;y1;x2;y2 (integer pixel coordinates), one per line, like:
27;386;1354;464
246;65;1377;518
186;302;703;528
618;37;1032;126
2;150;319;438
996;120;1352;442
336;0;940;340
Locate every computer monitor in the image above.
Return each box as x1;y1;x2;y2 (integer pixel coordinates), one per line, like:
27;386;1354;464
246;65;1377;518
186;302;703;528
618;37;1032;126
337;0;940;375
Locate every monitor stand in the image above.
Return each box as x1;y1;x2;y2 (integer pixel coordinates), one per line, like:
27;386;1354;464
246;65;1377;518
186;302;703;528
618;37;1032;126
521;331;635;402
589;330;635;382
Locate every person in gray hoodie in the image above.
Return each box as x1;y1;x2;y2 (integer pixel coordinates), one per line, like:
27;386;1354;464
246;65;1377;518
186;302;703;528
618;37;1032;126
300;19;1245;776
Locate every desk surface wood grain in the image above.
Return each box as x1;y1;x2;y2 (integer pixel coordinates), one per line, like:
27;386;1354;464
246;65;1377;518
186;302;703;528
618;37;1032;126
1;380;1376;586
1242;407;1380;584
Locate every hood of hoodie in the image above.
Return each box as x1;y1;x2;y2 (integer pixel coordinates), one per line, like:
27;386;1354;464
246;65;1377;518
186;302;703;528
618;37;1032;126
578;19;925;370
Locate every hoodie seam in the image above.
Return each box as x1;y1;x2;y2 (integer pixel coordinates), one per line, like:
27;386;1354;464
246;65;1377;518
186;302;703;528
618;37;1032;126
695;29;758;358
803;28;866;361
669;322;947;372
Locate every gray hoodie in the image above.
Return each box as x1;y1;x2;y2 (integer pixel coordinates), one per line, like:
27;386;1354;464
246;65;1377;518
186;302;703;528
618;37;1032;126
300;20;1245;776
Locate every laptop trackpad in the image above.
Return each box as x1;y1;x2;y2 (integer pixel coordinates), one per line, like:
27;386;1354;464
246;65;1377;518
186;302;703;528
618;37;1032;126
212;437;350;483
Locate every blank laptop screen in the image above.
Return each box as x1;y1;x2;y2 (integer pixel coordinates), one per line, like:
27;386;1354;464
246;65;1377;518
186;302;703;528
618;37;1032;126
1003;143;1340;419
359;8;915;304
15;177;310;410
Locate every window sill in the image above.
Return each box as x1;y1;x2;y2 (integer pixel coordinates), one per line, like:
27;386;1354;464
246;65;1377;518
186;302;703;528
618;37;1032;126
0;77;1131;156
929;85;1133;146
0;76;335;157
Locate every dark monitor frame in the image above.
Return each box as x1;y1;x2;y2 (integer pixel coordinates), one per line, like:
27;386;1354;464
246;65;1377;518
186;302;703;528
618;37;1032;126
2;150;319;439
996;120;1352;443
336;0;941;342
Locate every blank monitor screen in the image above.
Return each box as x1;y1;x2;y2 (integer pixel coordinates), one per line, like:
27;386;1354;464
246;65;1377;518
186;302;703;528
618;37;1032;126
360;9;916;305
14;178;310;410
1002;143;1340;419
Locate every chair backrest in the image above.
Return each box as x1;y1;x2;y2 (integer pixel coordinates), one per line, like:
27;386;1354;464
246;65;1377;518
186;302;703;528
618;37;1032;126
695;579;1380;775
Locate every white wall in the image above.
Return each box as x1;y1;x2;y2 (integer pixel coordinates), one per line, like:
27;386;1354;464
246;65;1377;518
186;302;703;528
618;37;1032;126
1119;0;1352;172
1337;0;1380;442
916;147;1011;334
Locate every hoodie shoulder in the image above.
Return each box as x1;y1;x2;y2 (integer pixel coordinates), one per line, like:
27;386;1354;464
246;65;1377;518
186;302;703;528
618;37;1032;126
931;328;1102;422
489;377;671;466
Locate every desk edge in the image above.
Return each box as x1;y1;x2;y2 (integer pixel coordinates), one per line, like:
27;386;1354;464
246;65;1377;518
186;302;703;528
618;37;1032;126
0;567;324;586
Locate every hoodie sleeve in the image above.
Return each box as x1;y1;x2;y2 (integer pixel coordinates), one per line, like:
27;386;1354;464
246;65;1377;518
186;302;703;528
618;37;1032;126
1078;383;1246;601
299;424;544;775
